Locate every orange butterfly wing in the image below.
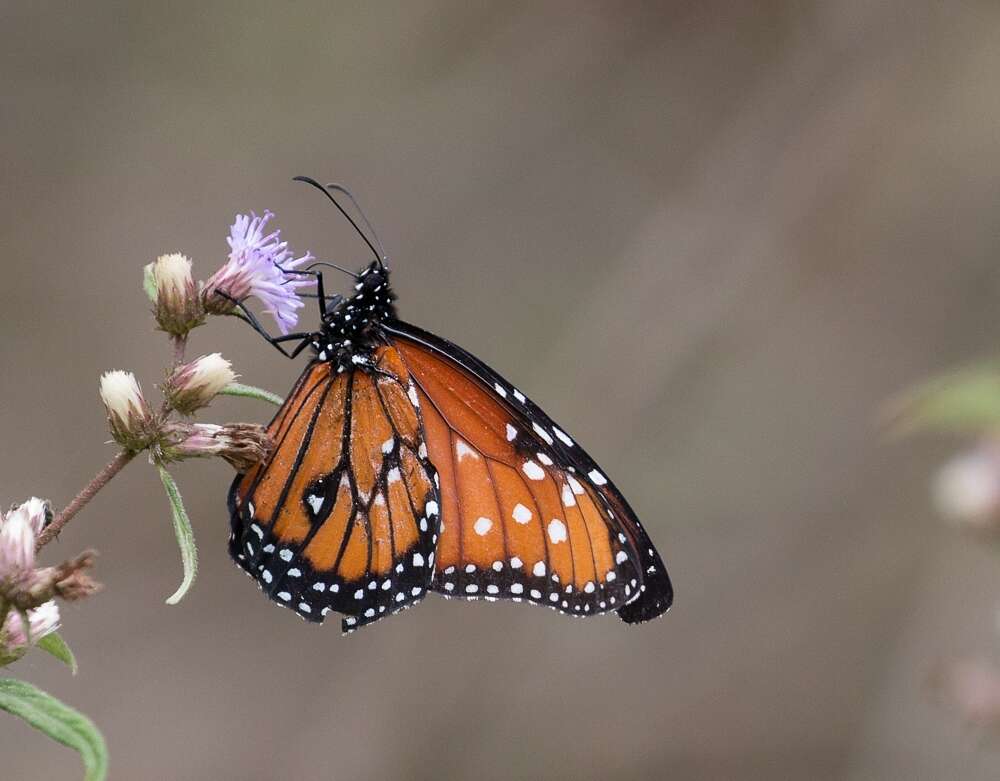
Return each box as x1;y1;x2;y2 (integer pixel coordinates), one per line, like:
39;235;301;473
387;322;672;622
229;347;440;632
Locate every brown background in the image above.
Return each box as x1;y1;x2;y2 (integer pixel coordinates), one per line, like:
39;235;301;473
3;2;1000;779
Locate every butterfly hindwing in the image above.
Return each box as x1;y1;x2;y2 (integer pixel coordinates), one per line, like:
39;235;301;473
229;347;440;632
384;320;673;623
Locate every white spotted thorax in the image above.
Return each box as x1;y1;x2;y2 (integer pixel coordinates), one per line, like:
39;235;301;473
310;260;397;370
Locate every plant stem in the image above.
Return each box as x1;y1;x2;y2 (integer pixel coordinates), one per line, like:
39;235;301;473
36;451;136;551
172;334;188;367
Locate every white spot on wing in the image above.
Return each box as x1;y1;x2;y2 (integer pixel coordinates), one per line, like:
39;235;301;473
381;438;394;454
532;423;554;445
512;503;532;524
561;484;576;507
513;389;526;403
407;383;420;408
554;427;574;447
473;516;493;536
307;494;324;514
522;460;545;480
455;440;478;461
588;469;608;486
413;552;425;567
616;550;628;564
533;561;546;577
494;383;507;398
506;424;518;442
568;476;585;495
548;519;567;544
387;467;402;484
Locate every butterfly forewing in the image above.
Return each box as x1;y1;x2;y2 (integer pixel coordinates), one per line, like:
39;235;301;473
386;320;672;622
229;346;441;632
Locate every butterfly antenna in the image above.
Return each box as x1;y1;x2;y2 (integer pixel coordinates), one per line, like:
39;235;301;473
305;260;359;278
325;182;387;264
293;175;386;268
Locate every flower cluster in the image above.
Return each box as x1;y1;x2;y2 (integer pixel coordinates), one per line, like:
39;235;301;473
0;499;98;667
144;211;314;338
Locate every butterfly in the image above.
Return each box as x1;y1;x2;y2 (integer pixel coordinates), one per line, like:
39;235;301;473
227;177;673;633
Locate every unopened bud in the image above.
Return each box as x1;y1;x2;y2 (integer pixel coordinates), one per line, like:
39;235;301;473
0;602;60;666
933;442;1000;534
164;353;237;415
0;503;39;579
99;370;157;450
145;253;205;337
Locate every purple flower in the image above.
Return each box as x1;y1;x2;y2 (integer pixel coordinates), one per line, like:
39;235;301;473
202;211;314;334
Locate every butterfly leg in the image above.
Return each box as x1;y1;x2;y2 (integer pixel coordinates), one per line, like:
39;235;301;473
215;292;313;358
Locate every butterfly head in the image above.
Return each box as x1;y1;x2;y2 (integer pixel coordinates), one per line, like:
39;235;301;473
313;260;397;367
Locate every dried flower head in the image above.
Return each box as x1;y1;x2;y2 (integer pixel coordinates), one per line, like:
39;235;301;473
99;370;156;451
144;253;205;337
202;210;314;334
163;353;237;415
160;422;272;472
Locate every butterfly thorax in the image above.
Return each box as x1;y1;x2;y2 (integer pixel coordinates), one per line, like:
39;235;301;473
311;261;397;371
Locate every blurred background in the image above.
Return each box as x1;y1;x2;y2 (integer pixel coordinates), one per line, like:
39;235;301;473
3;2;1000;779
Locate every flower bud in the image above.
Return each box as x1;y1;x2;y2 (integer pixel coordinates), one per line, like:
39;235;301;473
0;602;60;666
99;370;157;450
161;422;272;471
163;353;237;415
0;505;37;579
145;253;205;337
933;443;1000;534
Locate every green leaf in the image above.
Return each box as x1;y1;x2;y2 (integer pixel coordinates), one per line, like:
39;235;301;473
885;363;1000;436
156;466;198;605
37;633;78;675
218;382;284;406
142;262;157;302
0;677;108;781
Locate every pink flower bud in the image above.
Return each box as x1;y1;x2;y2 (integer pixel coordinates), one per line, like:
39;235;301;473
163;353;237;415
933;442;1000;533
0;601;60;666
0;505;37;579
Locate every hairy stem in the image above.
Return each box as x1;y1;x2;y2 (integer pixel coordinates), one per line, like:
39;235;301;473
172;334;188;367
36;451;136;550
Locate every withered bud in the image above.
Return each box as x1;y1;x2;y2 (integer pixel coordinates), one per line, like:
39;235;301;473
2;550;101;612
160;422;273;472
